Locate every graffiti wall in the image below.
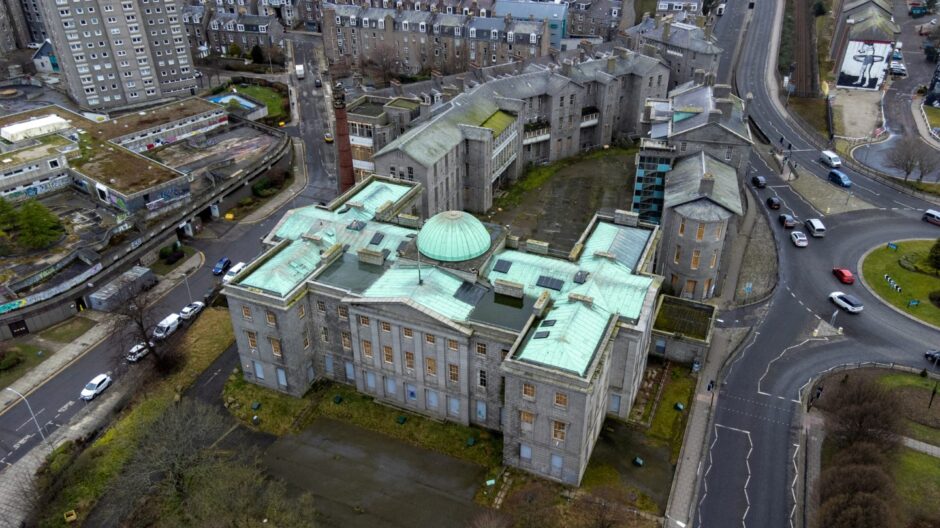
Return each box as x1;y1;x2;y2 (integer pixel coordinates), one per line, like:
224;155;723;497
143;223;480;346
837;40;891;90
4;174;70;202
0;262;103;315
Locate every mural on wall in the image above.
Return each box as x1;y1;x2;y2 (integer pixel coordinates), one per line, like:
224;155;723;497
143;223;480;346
4;175;70;202
0;263;103;315
837;40;890;90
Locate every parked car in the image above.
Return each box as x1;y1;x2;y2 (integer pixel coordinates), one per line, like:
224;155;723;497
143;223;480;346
179;301;205;320
832;268;855;284
126;342;151;362
924;349;940;363
152;313;181;340
790;231;808;247
766;196;782;209
889;61;907;76
314;78;323;88
212;257;232;275
324;132;334;143
779;214;797;228
923;209;940;225
751;175;767;188
892;49;903;61
80;374;112;400
222;262;247;284
829;291;864;313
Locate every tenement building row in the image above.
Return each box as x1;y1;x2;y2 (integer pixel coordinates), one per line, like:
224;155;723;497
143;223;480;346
222;175;663;485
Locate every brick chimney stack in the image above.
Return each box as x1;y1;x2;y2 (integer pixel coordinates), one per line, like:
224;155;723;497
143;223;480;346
333;82;356;193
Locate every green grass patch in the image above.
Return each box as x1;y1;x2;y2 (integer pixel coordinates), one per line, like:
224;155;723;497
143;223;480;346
149;245;196;276
0;343;49;394
877;371;938;392
38;308;234;527
925;105;940;130
904;419;940;447
229;85;286;119
861;240;940;327
647;365;696;463
895;178;940;196
495;147;635;210
39;316;97;343
578;463;659;514
789;97;829;138
892;447;940;522
222;369;317;436
815;13;835;85
778;0;795;75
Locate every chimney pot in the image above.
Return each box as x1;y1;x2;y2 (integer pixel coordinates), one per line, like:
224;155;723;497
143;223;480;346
699;173;715;196
607;56;616;72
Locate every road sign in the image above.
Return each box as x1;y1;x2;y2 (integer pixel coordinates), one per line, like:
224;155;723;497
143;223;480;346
909;300;920;308
887;242;898;251
744;282;753;294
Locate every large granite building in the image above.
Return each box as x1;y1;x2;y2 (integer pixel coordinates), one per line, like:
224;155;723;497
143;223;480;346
623;12;721;88
222;175;663;486
367;49;670;217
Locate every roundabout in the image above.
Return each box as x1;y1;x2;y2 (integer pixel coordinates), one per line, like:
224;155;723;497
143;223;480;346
859;238;940;330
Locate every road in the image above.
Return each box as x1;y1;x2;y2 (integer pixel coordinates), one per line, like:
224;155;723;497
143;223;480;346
697;2;940;527
0;35;337;468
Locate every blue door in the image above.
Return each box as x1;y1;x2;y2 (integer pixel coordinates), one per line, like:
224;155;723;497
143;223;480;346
252;360;265;380
476;400;487;421
519;444;532;462
427;390;439;409
448;396;460;417
385;377;396;396
406;384;417;402
325;355;334;375
366;371;376;391
276;368;287;389
344;361;355;381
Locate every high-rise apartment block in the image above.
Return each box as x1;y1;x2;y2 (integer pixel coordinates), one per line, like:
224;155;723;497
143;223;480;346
41;0;198;111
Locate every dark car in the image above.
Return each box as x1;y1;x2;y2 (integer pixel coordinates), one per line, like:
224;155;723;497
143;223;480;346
925;349;940;363
314;78;322;88
212;257;232;276
766;196;781;209
752;176;767;188
778;214;797;228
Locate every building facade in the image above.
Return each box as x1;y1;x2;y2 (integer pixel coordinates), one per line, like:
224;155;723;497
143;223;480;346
493;0;566;50
205;11;284;55
39;0;199;111
223;175;663;486
322;3;551;76
623;13;721;87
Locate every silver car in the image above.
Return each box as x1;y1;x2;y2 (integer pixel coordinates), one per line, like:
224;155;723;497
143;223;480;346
829;291;863;313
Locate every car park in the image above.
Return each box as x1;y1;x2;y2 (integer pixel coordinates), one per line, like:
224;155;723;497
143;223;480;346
766;196;781;209
790;231;808;247
180;301;205;320
223;262;247;284
126;342;150;362
829;291;864;313
751;176;767;188
212;257;232;275
81;374;113;400
778;214;797;228
832;268;855;284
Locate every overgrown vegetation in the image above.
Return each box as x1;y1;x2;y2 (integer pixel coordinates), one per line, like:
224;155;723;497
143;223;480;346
788;97;829;137
0;343;46;388
0;197;64;253
150;244;196;276
778;0;796;75
38;316;97;343
34;308;235;527
648;365;696;463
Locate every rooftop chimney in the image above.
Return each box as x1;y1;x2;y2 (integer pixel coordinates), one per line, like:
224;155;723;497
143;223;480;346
715;98;733;118
654;14;662;28
713;83;731;98
693;68;705;85
707;109;722;123
455;75;465;92
704;72;716;86
333;83;356;193
704;23;712;40
616;46;630;59
562;59;572;76
607;55;617;73
662;21;671;41
641;43;658;57
699;172;715;196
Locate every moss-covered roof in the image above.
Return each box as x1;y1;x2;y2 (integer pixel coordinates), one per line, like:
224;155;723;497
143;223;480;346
387;97;421;110
0;134;73;167
481;110;515;137
653;296;714;341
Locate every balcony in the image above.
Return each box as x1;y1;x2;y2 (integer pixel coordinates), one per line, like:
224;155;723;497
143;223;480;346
580;112;599;128
523;127;550;145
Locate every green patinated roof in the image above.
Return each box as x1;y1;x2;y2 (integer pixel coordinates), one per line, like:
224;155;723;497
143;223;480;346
481;110;515;137
239;238;323;296
387;97;421;110
362;266;475;322
417;210;492;262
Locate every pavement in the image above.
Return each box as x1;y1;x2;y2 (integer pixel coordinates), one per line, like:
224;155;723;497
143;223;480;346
241;137;309;224
0;250;204;414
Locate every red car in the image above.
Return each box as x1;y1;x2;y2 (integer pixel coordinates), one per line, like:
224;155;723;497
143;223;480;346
832;268;855;285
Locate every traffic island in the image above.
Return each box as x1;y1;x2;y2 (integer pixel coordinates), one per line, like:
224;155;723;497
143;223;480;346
860;239;940;328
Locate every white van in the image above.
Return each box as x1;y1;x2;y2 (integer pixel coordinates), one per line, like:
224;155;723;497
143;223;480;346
804;218;826;237
716;3;726;15
923;209;940;226
153;313;181;340
222;262;247;284
820;150;842;168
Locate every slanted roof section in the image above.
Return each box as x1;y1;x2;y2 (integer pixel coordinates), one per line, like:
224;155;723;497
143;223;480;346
846;6;901;40
481;110;515;136
361;266;475;322
516;301;612;376
238;238;323;296
663;85;751;143
664;152;743;217
625;17;722;55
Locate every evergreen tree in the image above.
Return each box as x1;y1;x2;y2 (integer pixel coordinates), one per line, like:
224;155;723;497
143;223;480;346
250;44;265;64
15;200;62;249
0;197;15;230
930;238;940;269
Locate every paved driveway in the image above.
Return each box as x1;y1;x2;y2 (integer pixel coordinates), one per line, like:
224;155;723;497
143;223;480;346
265;419;488;528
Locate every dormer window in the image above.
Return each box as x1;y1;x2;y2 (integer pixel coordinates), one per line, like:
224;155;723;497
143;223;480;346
463;7;469;14
446;6;452;13
612;8;619;16
507;31;513;41
335;15;341;25
491;29;498;39
414;2;420;9
236;23;243;31
454;26;461;36
210;21;218;29
419;22;425;32
259;24;266;32
529;32;536;43
480;8;486;16
469;27;475;37
433;23;439;33
378;18;385;28
350;16;356;26
402;20;409;30
362;17;369;26
382;0;388;6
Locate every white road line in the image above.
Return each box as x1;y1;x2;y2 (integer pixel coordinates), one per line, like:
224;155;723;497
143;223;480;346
790;291;796;298
15;408;44;432
851;181;880;196
892;199;917;209
696;424;722;526
789;442;801;528
814;314;821;320
797;300;804;306
757;338;829;396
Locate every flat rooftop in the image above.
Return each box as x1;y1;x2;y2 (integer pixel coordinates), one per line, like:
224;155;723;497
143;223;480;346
0;134;74;166
71;132;180;195
653;296;714;341
94;98;221;139
387;97;421;111
349;100;387;118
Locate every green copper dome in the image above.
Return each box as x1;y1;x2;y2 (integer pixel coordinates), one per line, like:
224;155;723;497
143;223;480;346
417;211;491;262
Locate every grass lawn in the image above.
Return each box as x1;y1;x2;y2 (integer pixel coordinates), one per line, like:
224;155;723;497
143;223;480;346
0;343;48;391
788;97;829;138
905;419;940;446
877;371;939;392
925;105;940;130
895;179;940;196
861;240;940;327
892;447;940;524
230;85;286;119
648;364;696;463
815;13;835;85
38;316;97;343
149;245;196;276
37;308;234;527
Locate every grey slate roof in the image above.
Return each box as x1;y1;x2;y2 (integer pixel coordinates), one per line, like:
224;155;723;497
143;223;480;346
239;14;274;26
666;84;751;143
664;151;742;218
494;0;567;22
625;18;721;55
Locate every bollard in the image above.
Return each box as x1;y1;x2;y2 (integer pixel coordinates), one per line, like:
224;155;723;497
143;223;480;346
838;327;843;335
813;328;819;337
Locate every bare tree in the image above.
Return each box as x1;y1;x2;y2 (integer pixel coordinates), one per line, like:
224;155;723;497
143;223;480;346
466;510;512;528
114;289;181;373
817;491;896;528
819;464;894;504
917;149;940;183
366;41;398;86
886;136;924;181
827;378;901;448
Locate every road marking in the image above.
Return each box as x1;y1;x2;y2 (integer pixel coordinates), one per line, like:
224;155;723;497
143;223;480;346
797;300;804;306
893;199;917;209
11;434;33;451
15;408;44;432
790;442;801;528
851;181;880;196
757;338;829;396
57;401;74;414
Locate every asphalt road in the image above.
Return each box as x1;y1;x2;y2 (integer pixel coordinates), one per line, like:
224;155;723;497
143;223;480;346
697;3;940;527
0;42;336;468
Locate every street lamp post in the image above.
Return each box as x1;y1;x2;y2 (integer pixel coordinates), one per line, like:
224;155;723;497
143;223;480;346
183;272;193;304
6;387;46;443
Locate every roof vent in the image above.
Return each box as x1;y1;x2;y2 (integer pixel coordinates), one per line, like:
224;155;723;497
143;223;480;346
347;220;367;231
369;232;385;245
493;259;513;273
573;270;589;284
541;319;557;327
533;331;550;339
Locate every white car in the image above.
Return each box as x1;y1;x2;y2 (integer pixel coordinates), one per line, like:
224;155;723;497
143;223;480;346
80;374;112;400
126;342;151;362
222;262;246;284
829;291;864;314
790;231;808;247
179;301;205;320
